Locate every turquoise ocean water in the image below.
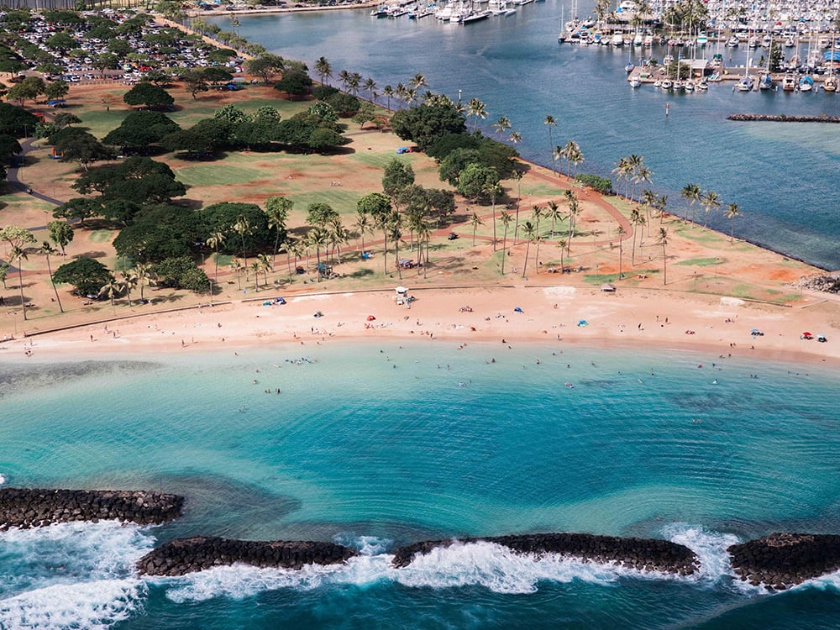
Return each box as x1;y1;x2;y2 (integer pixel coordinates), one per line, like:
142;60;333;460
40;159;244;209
212;0;840;270
0;343;839;628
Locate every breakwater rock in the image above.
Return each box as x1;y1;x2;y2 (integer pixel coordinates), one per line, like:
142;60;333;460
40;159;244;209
790;272;840;294
391;533;699;574
728;533;840;590
0;488;184;529
728;114;840;123
137;536;358;576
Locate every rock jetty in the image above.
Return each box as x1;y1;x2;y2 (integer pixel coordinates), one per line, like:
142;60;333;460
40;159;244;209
790;272;840;294
0;488;184;529
728;114;840;123
137;536;358;576
391;533;699;574
728;533;840;590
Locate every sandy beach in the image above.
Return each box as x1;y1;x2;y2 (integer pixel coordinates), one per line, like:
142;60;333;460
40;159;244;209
5;285;839;366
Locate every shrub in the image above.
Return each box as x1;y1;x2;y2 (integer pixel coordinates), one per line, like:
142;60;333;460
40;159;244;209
576;174;613;193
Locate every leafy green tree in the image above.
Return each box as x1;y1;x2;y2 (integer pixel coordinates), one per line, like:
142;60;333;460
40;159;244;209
213;104;248;125
44;80;69;102
200;202;272;254
274;69;312;99
183;69;209;99
46;32;76;52
325;92;360;116
54;131;114;170
391;102;467;151
439;148;482;186
0;225;36;319
73;156;185;203
457;163;499;201
92;53;119;76
107;37;132;57
153;256;211;292
0;103;38;137
48;220;74;255
124;82;174;110
202;66;233;85
102;110;180;152
113;205;199;262
308;128;347;152
306;202;339;227
382;159;415;202
264;196;292;268
52;256;112;296
246;53;285;83
162;128;214;157
7;77;45;106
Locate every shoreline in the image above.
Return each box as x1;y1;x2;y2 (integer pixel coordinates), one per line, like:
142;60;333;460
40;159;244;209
189;1;377;17
5;286;838;368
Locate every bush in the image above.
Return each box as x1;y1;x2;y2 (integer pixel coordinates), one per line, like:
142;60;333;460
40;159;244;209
576;174;613;193
199;202;274;254
274;69;312;99
307;127;347;151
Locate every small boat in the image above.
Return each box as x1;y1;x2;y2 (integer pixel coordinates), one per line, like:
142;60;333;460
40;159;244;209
673;79;684;90
824;75;838;92
629;75;641;88
761;35;772;47
684;80;695;92
695;79;708;91
819;36;831;49
661;78;673;89
784;36;795;47
663;54;674;64
633;33;643;46
748;35;758;48
727;35;739;47
782;74;796;91
799;75;814;91
697;32;708;46
653;79;662;87
759;74;773;90
643;34;653;47
736;76;753;91
625;62;635;73
371;7;389;17
611;33;623;46
462;9;490;23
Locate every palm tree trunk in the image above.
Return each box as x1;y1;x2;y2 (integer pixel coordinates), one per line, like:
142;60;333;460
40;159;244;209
423;239;428;279
45;254;63;313
491;196;497;250
522;242;530;278
501;225;508;274
662;244;667;284
535;240;540;274
272;232;279;270
214;246;219;285
17;266;26;321
631;230;637;265
513;207;520;246
618;240;623;279
395;239;402;280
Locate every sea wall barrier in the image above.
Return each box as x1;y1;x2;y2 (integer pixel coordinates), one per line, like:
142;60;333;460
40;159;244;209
728;114;840;124
137;536;358;576
0;488;184;529
728;533;840;590
391;533;700;574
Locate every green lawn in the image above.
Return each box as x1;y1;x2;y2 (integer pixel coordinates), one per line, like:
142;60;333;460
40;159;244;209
89;229;114;243
176;164;266;187
583;269;659;285
675;257;726;267
287;189;363;216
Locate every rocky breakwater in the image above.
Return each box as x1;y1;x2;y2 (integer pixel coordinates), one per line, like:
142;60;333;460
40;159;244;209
728;113;840;123
0;488;184;529
137;536;358;576
728;533;840;590
392;533;699;575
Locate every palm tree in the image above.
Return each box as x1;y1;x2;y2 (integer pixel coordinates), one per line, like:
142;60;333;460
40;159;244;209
612;158;632;198
233;216;252;275
390;220;404;280
395;82;407;107
725;202;742;242
348;72;361;96
354;211;371;255
308;227;328;267
628;154;644;201
521;221;536;277
469;211;484;246
492;115;511;138
534;234;544;273
657;227;668;284
364;77;377;100
405;87;418;108
485;182;502;249
680;183;701;224
566;192;580;253
9;245;30;320
509;130;522;148
206;230;226;286
554;145;565;178
547;200;561;236
467;97;487;131
635;166;653;205
338;69;351;92
257;253;272;287
532;204;544;240
231;259;243;291
499;210;512;275
567;143;584;179
250;261;261;291
375;212;393;276
409;73;428;91
329;219;349;264
615;225;625;279
701;191;721;230
290;241;304;277
511;168;523;245
382;85;394;112
265;198;291;270
557;238;567;272
122;272;137;307
134;262;154;303
642;189;658;235
417;221;432;279
629;208;643;265
562;141;577;177
99;277;122;316
315;57;332;86
39;241;63;313
544;115;558;174
657;194;668;225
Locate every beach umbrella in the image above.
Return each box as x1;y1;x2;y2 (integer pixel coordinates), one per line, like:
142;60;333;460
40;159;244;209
367;315;376;321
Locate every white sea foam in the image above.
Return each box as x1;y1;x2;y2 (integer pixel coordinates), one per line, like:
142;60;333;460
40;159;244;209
797;570;840;592
0;521;156;630
163;535;706;603
0;473;6;486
